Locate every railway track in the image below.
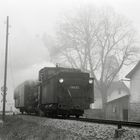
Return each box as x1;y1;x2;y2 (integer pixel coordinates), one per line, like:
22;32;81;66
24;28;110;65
17;114;140;138
47;115;140;129
18;113;140;129
50;116;140;137
68;117;140;129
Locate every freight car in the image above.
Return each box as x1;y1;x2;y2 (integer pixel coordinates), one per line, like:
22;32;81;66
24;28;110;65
14;66;94;118
14;80;39;114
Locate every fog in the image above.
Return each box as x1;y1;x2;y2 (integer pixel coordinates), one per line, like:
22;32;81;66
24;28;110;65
0;0;139;105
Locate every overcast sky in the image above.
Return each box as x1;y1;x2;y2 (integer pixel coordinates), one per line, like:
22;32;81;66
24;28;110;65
0;0;139;104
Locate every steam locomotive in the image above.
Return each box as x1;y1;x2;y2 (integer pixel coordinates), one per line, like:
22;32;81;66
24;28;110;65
14;67;94;118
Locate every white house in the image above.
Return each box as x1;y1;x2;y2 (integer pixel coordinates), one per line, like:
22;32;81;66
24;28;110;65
87;81;130;120
126;61;140;121
92;81;129;109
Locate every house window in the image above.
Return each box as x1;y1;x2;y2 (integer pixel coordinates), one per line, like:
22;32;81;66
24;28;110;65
113;106;117;113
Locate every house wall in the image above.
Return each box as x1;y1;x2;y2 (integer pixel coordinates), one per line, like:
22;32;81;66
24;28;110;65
92;88;102;109
106;96;129;121
129;66;140;121
130;67;140;102
107;90;128;102
92;97;102;109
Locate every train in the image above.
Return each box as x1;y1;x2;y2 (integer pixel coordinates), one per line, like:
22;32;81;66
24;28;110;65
14;66;94;118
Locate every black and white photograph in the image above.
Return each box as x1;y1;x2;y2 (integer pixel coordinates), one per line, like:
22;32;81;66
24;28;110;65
0;0;140;139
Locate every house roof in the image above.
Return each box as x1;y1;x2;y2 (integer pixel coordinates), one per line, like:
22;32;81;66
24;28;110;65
94;81;130;102
107;81;130;97
125;61;140;79
106;94;129;104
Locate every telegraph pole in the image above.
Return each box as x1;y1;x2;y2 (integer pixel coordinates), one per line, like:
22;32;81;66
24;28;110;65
2;16;9;121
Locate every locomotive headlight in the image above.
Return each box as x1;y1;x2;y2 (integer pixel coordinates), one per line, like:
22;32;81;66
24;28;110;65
89;79;93;84
59;78;64;83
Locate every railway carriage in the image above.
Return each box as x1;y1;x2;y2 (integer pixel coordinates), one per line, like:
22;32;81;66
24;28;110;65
14;80;39;114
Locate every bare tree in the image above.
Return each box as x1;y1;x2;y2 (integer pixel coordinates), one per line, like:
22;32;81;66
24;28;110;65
42;5;139;116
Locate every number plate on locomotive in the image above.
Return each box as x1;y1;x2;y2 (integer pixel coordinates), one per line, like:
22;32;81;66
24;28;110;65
69;86;80;89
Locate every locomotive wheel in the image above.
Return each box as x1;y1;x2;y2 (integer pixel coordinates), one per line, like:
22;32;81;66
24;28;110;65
44;112;49;117
52;114;57;118
65;114;70;118
20;109;24;114
38;110;44;117
76;115;79;118
62;114;66;119
66;114;70;118
62;114;70;119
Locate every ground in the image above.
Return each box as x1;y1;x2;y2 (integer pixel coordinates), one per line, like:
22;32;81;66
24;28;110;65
0;115;88;140
0;115;140;140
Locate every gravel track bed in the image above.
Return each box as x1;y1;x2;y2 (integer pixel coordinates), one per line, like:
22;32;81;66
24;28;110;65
17;115;140;140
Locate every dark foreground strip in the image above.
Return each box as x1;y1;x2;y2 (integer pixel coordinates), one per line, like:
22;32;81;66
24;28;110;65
67;117;140;129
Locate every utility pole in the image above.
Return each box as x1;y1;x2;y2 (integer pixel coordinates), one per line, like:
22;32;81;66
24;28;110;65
2;16;9;121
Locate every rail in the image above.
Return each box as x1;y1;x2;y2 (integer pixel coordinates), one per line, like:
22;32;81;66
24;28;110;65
18;113;140;129
68;117;140;129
